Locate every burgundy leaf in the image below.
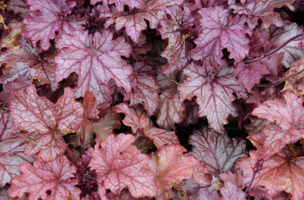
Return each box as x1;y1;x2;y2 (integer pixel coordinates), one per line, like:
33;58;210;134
8;155;81;200
9;84;84;161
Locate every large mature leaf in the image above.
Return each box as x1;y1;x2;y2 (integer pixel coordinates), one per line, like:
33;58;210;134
149;144;208;200
55;29;132;104
0;38;58;91
228;0;295;29
112;8;147;43
248;125;289;158
9;84;84;161
8;155;81;200
191;6;250;64
252;92;304;133
159;5;194;74
178;61;247;133
189;127;247;174
0;111;36;187
238;149;304;199
22;0;84;50
233;61;270;92
89;134;157;198
268;23;304;68
124;62;160;116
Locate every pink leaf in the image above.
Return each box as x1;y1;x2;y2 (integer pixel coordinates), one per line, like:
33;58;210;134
191;6;250;64
22;0;81;50
114;103;150;133
228;0;295;29
178;61;247;133
91;107;122;143
159;5;194;74
220;181;246;200
156;70;185;129
149;144;208;200
144;125;179;149
0;38;58;91
89;134;157;198
189;127;247;174
114;10;147;43
233;61;270;92
9;84;84;161
268;23;304;68
7;155;81;200
6;0;29;17
109;0;144;12
252;92;304;132
124;62;160;116
0;111;36;187
114;103;179;148
141;0;184;30
238;149;304;199
55;30;132;103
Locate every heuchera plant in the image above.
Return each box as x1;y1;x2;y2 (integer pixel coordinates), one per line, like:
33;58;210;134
1;0;304;199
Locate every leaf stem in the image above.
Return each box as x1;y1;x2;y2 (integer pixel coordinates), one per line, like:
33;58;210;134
62;138;78;166
244;33;304;64
254;68;304;88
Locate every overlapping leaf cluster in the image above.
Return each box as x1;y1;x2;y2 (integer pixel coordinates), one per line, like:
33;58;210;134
0;0;304;199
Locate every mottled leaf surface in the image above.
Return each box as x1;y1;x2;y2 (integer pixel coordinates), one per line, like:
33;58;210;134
55;30;132;103
238;149;304;199
189;127;247;174
178;61;247;133
89;134;157;198
9;85;84;161
0;112;35;187
8;156;81;200
234;61;270;92
228;0;295;29
150;144;208;200
191;6;250;64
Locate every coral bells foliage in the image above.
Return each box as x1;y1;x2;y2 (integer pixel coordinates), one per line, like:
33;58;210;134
2;0;304;200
